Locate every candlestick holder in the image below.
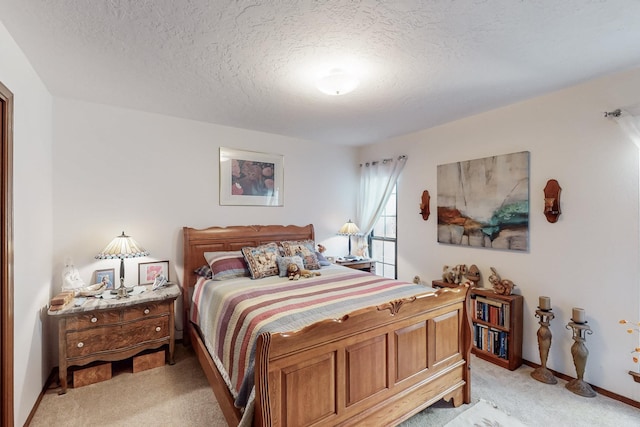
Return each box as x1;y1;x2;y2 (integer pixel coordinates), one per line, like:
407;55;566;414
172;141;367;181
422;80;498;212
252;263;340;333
531;308;557;384
566;321;596;397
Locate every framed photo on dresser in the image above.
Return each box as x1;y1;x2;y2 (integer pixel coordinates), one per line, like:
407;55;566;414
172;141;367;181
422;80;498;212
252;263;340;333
138;261;169;285
95;268;115;290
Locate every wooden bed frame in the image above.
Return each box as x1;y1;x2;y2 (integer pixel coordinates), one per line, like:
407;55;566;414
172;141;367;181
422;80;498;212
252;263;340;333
183;224;472;426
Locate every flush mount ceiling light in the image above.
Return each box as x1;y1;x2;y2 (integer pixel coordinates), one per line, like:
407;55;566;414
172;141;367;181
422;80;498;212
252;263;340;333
316;69;359;96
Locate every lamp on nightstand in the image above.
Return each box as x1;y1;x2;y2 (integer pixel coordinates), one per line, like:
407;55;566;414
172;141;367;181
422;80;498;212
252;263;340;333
95;231;149;298
337;219;360;260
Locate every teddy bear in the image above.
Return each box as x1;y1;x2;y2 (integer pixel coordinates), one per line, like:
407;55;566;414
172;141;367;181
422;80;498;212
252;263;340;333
287;263;321;280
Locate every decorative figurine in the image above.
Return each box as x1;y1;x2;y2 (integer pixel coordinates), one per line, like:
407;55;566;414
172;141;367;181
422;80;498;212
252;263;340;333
61;257;86;291
442;264;467;284
152;273;168;290
464;264;481;287
488;267;516;295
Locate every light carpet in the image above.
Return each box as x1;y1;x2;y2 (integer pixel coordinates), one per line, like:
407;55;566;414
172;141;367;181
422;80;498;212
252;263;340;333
443;399;527;427
29;345;640;426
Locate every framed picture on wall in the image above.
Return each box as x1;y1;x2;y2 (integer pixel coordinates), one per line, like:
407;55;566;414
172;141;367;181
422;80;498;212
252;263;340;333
138;261;169;285
437;151;530;251
95;268;115;290
219;147;284;206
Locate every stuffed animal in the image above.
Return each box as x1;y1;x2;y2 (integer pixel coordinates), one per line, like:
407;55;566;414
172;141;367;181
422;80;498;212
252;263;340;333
287;263;301;280
287;263;321;280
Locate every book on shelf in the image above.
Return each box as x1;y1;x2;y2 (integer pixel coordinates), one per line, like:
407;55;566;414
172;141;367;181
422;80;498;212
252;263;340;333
473;324;509;360
474;296;510;329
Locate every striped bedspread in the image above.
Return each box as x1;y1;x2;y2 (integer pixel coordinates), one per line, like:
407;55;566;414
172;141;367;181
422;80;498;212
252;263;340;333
190;264;434;409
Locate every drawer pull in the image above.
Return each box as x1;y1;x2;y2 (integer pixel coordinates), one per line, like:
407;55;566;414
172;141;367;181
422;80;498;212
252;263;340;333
77;342;84;348
91;317;98;323
155;326;161;332
144;308;150;315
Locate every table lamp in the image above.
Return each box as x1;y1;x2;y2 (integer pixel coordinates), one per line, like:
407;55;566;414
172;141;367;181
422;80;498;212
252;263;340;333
338;219;360;260
95;231;149;298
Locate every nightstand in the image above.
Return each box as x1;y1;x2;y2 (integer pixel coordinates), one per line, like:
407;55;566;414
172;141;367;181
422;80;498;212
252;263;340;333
47;283;180;393
336;259;376;274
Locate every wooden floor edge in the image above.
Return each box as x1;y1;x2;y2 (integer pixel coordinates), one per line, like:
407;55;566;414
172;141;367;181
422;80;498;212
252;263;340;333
522;359;640;409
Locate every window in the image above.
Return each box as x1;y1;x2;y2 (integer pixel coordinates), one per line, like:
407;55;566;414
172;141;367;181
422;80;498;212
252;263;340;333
370;185;397;279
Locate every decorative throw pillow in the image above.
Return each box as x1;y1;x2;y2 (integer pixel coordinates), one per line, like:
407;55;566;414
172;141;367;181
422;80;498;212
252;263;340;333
276;255;305;277
241;243;280;279
316;251;332;266
194;264;212;279
204;251;250;281
281;240;321;270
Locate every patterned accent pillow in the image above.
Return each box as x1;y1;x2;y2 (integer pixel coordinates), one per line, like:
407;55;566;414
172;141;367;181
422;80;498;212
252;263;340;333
241;243;280;279
281;240;321;270
194;264;212;279
204;251;250;281
316;251;332;266
276;255;305;277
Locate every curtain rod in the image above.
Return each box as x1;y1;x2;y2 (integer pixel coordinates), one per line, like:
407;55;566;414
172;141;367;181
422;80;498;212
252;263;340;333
360;155;406;167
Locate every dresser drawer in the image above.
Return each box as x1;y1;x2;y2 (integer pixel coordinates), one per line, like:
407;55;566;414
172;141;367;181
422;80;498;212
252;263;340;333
66;316;169;358
66;311;121;330
123;301;171;321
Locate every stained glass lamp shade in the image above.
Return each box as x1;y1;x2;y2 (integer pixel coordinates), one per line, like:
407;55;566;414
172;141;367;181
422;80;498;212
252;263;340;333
95;231;149;294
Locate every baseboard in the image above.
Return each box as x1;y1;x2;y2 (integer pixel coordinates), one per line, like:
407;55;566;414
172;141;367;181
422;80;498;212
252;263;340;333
523;359;640;409
23;367;58;426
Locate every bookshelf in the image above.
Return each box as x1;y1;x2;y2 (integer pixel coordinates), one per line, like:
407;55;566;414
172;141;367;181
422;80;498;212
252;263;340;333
431;281;523;370
470;288;523;370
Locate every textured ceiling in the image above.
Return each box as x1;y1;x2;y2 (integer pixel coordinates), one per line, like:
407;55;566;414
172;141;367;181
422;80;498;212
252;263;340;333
1;0;640;146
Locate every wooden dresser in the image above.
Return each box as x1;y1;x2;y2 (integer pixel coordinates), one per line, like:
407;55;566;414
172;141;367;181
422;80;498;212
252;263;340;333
48;283;180;393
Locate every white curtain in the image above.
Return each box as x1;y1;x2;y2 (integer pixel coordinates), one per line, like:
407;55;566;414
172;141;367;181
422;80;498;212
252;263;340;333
613;108;640;336
614;109;640;148
356;155;407;237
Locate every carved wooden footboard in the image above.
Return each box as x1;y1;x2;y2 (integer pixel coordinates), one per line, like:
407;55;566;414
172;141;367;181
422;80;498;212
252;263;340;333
182;224;472;426
254;286;471;426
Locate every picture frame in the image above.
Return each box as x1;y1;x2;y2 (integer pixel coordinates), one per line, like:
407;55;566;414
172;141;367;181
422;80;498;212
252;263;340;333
219;147;284;206
437;151;530;251
95;268;115;290
138;261;169;285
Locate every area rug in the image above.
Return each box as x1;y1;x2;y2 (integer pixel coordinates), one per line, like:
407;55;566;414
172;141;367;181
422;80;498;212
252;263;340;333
444;399;528;427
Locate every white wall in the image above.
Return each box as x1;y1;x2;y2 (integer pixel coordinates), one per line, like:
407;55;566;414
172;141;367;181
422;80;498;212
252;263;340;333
51;98;359;339
360;67;640;402
0;21;54;426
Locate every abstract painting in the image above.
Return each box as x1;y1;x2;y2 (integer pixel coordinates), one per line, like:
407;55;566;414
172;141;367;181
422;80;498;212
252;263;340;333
437;151;530;251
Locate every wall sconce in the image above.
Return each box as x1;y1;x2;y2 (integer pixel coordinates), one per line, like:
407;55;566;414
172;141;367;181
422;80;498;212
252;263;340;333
543;179;561;223
419;190;430;220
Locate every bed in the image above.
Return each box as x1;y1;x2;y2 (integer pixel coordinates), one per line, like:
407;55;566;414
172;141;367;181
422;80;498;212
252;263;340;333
182;224;472;426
